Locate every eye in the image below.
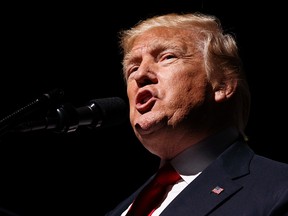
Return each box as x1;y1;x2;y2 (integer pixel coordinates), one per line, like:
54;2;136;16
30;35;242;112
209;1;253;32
159;53;177;63
126;65;139;79
164;54;176;59
130;66;139;73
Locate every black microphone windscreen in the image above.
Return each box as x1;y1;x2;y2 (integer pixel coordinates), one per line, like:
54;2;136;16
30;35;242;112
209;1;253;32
88;97;129;128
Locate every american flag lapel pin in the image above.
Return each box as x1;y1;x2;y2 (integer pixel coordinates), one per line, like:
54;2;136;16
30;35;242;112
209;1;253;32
211;186;224;195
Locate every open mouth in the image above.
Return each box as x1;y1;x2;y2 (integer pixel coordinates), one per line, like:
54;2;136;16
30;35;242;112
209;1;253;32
135;90;156;114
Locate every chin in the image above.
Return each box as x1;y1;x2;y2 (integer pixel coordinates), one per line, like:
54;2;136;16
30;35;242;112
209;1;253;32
135;123;156;136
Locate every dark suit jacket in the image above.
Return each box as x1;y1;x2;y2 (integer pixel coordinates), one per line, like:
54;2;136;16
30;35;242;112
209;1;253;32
105;140;288;216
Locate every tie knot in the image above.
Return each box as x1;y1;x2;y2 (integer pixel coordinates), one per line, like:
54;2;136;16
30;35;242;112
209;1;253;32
154;162;181;186
126;162;181;216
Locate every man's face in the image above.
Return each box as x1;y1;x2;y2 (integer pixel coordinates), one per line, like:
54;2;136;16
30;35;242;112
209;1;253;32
123;27;211;145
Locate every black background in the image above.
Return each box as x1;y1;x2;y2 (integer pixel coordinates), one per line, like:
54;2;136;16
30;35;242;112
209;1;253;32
0;1;287;215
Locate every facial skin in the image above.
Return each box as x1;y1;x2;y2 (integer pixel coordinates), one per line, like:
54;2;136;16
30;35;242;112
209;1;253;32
123;27;222;159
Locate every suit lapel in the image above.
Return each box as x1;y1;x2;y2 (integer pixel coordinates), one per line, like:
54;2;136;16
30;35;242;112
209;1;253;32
106;176;156;216
161;140;254;216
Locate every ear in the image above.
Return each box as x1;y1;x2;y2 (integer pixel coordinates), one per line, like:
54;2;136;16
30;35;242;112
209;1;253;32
214;80;237;102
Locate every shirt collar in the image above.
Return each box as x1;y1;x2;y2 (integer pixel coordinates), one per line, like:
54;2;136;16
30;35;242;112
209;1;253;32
170;127;240;176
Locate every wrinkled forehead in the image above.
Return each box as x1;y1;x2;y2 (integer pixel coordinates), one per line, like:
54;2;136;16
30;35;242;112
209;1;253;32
127;27;198;56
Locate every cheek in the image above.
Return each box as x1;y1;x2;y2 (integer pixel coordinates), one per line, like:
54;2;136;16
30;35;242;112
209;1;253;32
126;82;137;100
126;83;138;118
168;73;208;107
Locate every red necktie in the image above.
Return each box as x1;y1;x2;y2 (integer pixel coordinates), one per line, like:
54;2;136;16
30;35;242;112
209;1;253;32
126;162;181;216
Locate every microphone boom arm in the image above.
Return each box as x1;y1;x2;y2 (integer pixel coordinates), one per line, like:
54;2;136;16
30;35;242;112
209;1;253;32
13;97;128;134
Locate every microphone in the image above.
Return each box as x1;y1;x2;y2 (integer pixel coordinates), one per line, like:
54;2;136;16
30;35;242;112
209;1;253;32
0;88;64;137
15;97;129;133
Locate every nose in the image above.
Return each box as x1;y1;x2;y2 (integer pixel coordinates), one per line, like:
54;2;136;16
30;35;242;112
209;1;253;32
134;60;158;88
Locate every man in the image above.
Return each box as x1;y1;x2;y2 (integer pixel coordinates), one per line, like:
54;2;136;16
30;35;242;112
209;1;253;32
106;12;288;215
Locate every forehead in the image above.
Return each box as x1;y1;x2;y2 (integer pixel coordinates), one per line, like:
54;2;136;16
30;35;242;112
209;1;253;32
130;27;196;54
